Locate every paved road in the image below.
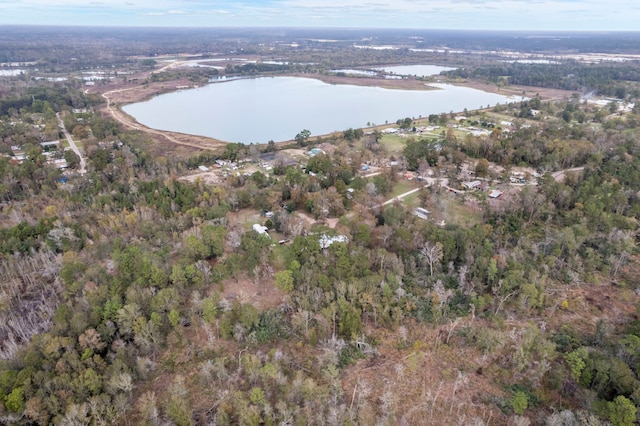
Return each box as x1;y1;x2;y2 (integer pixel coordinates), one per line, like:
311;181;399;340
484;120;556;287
56;112;86;174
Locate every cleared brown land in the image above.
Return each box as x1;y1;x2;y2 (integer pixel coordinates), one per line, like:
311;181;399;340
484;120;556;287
340;275;637;425
455;80;574;102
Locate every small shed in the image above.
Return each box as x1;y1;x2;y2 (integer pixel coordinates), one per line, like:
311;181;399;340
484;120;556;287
413;207;430;219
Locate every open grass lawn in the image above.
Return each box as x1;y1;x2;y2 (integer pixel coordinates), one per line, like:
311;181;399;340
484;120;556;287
383;186;482;228
440;194;483;227
449;128;468;139
482;111;516;122
280;148;309;162
419;131;442;139
380;132;447;153
389;180;416;198
268;238;289;269
227;208;262;229
379;134;407;153
402;192;420;206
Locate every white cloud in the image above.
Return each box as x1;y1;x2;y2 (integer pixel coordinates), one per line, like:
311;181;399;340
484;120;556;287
0;0;637;30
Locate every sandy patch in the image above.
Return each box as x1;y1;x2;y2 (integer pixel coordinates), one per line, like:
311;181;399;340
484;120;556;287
291;72;438;91
220;273;286;311
326;218;339;229
454;80;574;102
296;211;316;226
179;170;224;185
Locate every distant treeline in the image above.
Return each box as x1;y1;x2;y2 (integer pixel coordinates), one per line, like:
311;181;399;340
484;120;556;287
226;62;291;74
443;62;640;98
0;87;97;117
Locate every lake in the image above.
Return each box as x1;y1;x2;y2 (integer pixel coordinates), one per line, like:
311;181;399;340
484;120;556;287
374;64;457;76
331;69;378;77
123;76;523;143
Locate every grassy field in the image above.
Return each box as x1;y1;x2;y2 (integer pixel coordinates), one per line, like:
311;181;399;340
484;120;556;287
449;128;469;139
379;134;407;153
227;208;263;230
390;180;416;198
402;192;420;206
482;111;516;123
440;194;483;227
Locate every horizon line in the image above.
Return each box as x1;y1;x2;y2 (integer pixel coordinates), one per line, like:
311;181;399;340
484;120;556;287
1;24;639;34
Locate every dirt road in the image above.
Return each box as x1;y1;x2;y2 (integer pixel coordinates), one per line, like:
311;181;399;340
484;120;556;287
56;112;86;174
552;167;585;183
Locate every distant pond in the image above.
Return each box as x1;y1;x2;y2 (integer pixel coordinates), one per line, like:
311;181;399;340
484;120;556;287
374;64;457;76
123;75;523;144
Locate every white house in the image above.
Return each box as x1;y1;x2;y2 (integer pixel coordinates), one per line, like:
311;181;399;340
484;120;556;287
48;158;68;170
319;234;348;249
252;224;270;237
40;141;60;150
462;180;482;190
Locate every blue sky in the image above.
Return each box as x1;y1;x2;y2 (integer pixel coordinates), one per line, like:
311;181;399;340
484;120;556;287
0;0;638;31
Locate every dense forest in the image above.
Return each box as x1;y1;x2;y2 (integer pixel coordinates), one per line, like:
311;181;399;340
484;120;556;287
1;28;640;425
443;62;640;99
3;26;640;74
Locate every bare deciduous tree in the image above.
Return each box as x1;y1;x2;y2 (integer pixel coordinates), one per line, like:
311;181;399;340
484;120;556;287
419;241;444;276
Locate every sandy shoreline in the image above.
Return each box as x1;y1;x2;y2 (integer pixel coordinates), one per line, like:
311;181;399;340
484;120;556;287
97;78;228;153
93;72;573;153
291;73;572;102
452;80;572;102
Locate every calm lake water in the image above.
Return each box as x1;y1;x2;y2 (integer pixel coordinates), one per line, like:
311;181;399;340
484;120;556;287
123;76;522;143
374;64;456;76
